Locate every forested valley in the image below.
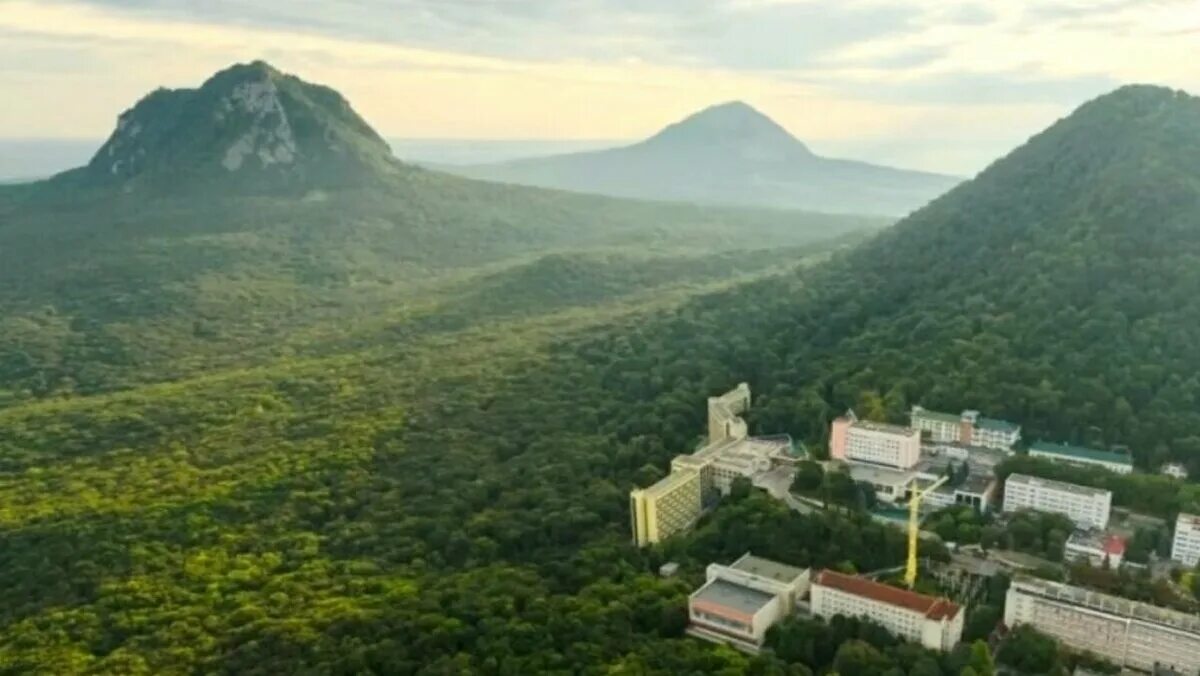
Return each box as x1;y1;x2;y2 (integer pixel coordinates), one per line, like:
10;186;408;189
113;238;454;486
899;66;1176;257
5;66;1200;675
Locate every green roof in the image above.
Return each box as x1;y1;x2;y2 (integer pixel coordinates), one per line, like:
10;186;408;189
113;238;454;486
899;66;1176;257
912;407;1020;433
1029;441;1133;467
977;416;1020;433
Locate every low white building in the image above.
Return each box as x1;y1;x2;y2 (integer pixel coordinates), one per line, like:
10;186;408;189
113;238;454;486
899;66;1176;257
830;412;921;470
1005;577;1200;674
688;553;809;649
847;463;915;504
1171;513;1200;567
810;569;964;652
1029;441;1134;475
1161;463;1189;480
1003;473;1112;530
1065;530;1126;569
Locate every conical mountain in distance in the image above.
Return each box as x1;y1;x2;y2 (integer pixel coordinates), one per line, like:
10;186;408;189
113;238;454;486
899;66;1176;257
77;61;401;193
641;100;814;161
444;100;961;216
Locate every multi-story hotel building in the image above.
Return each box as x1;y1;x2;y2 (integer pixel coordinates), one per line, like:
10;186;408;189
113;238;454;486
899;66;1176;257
810;570;964;652
830;412;922;469
1028;441;1134;475
1003;473;1112;530
631;384;794;547
1005;577;1200;674
630;470;702;547
687;553;811;649
1171;513;1200;567
708;383;751;446
910;406;1020;451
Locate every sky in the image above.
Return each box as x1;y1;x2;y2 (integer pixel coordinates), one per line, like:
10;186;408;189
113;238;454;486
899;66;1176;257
1;0;1199;174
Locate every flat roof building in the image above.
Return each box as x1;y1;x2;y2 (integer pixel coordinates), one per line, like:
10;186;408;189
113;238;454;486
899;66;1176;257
1005;577;1200;674
1065;530;1126;569
831;411;922;470
910;406;1020;451
1003;473;1112;530
1171;513;1200;568
810;569;964;652
688;553;810;650
631;384;793;547
1029;441;1134;475
848;463;916;504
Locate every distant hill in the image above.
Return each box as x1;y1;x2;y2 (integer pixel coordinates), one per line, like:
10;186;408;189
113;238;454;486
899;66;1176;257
0;63;882;401
442;101;962;216
566;84;1200;475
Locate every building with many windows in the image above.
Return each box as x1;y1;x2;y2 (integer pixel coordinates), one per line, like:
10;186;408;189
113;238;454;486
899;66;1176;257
630;470;702;547
687;553;810;649
810;570;964;651
1003;473;1112;530
1029;441;1134;475
708;383;751;446
1171;513;1200;567
910;406;1021;451
830;411;922;469
630;384;795;547
1005;577;1200;674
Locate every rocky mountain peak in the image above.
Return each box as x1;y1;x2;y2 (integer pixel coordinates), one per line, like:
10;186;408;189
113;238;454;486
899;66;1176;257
85;61;398;192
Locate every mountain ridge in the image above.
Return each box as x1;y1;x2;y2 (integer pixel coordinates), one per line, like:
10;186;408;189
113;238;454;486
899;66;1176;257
0;62;884;401
596;82;1200;474
442;101;961;216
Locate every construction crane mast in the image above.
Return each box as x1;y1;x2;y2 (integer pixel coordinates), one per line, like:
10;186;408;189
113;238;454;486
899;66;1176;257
904;474;949;589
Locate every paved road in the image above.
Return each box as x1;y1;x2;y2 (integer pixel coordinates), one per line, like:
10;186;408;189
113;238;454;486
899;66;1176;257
753;466;818;514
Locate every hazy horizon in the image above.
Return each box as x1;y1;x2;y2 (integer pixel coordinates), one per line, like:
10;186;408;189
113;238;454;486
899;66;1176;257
0;127;989;181
3;1;1199;176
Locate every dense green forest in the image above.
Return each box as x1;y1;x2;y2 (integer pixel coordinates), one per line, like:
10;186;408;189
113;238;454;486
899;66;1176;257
0;62;881;406
6;67;1200;674
0;180;874;405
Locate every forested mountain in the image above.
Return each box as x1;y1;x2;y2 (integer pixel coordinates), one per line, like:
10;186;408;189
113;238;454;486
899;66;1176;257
575;84;1200;477
0;63;881;404
6;66;1200;674
442;101;961;216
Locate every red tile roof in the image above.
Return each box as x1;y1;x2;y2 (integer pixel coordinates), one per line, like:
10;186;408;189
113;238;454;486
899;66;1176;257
815;570;961;621
1103;535;1126;555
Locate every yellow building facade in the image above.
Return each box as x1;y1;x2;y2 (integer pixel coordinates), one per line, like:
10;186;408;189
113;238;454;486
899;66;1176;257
630;469;703;547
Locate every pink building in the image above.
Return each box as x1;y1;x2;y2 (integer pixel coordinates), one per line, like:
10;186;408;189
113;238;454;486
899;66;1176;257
828;411;921;470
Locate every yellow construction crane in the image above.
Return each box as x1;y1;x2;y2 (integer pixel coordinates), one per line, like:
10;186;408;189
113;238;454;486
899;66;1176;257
904;474;949;589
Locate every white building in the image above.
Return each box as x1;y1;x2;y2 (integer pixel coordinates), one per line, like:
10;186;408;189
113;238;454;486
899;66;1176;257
1005;577;1200;674
1003;473;1112;530
1161;463;1189;480
810;569;964;652
1065;530;1126;569
910;406;1020;451
1171;513;1200;567
1029;441;1134;475
847;463;915;504
830;412;921;470
688;553;810;649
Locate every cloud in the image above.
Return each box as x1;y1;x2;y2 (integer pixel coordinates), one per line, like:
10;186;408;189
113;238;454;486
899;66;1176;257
2;0;1200;176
